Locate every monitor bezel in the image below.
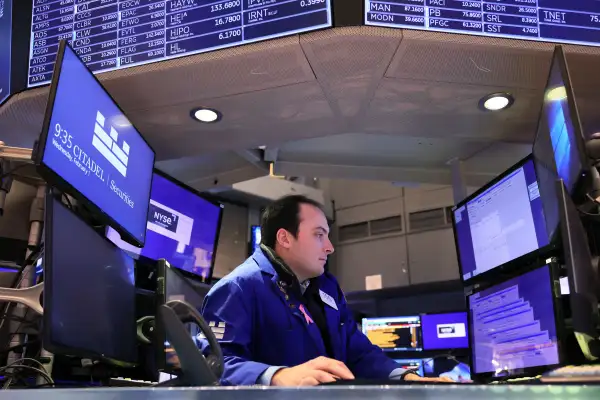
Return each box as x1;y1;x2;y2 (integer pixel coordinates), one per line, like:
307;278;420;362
361;315;423;353
43;192;138;367
420;310;469;351
466;262;566;383
451;154;557;286
108;168;224;284
33;40;156;248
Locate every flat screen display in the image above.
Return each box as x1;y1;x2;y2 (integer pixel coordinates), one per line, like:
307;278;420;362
250;224;261;254
533;46;585;241
453;158;549;282
44;196;137;364
424;358;471;382
421;312;469;350
28;0;333;87
107;171;223;282
38;42;155;247
468;264;560;377
365;1;600;48
394;359;424;377
0;0;11;105
362;316;422;352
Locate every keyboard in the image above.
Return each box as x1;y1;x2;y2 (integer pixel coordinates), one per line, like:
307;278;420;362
541;365;600;383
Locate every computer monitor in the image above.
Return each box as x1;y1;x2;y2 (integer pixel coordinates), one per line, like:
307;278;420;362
532;46;589;241
421;312;469;350
452;156;550;284
394;359;424;377
467;264;563;381
250;225;261;255
362;316;422;352
43;194;137;365
423;357;471;382
107;170;223;283
34;40;155;248
155;260;209;374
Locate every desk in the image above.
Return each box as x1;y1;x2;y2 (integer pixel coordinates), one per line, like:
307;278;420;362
0;385;598;400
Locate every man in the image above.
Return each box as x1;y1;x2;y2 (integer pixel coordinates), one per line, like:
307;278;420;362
201;195;454;386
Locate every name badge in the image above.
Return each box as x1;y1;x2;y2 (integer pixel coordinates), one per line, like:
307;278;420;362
319;289;338;311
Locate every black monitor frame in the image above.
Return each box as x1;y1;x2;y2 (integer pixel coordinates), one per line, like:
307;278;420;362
43;190;138;367
111;168;224;284
451;154;558;287
33;40;156;248
466;262;566;383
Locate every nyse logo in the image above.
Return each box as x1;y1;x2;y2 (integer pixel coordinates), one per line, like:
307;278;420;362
436;323;466;339
148;203;178;233
92;111;129;177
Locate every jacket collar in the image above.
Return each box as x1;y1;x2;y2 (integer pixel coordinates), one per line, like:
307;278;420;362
254;244;312;293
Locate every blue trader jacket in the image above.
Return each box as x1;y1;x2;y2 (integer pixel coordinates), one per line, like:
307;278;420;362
201;248;400;386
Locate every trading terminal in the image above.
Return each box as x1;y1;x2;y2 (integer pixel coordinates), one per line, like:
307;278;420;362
0;0;599;397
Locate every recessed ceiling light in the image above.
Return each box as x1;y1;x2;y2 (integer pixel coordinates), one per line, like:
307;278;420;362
478;93;514;112
190;107;222;123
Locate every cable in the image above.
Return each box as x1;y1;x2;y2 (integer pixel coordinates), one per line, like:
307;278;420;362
1;365;53;389
62;193;73;209
0;164;28;181
0;358;54;389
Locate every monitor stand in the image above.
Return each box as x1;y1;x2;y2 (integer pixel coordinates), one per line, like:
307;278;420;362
156;300;223;387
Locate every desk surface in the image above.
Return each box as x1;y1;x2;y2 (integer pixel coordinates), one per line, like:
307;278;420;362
0;385;599;399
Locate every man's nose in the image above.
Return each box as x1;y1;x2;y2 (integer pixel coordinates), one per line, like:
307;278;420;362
324;238;334;255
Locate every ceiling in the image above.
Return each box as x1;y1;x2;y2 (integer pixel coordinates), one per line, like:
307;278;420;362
2;26;600;191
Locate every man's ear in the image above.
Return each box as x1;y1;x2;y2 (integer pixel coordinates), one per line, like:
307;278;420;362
276;228;292;249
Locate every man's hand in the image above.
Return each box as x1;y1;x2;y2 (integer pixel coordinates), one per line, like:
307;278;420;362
271;356;355;386
403;373;456;383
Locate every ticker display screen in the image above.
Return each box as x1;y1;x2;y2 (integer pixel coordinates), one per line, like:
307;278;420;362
28;0;332;87
365;1;600;48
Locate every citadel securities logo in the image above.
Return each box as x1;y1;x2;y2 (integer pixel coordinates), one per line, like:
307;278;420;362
92;111;129;177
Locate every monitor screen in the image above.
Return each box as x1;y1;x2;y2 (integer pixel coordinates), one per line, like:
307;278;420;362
365;2;600;48
468;264;560;377
362;316;422;352
0;0;11;105
250;225;261;254
453;158;549;282
533;46;586;241
28;0;333;87
394;359;424;377
36;42;154;247
424;358;471;382
421;312;469;350
43;195;137;364
107;171;223;282
161;264;208;373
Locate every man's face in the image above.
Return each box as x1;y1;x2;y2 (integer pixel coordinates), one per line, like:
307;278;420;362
281;203;334;281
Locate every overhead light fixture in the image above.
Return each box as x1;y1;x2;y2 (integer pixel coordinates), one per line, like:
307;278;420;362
190;107;222;123
478;92;514;112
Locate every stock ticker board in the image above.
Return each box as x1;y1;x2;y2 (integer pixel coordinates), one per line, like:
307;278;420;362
28;0;332;87
365;0;600;47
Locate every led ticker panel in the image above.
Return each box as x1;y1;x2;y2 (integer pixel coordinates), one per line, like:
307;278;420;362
365;1;600;48
29;0;332;87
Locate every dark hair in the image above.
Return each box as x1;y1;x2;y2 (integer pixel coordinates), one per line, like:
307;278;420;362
260;195;324;249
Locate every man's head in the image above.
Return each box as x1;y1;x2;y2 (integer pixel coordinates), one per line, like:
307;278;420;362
261;195;334;282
